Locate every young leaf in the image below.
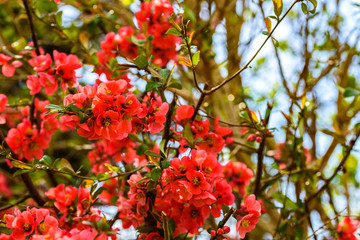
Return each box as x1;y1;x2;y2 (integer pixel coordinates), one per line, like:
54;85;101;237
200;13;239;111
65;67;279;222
301;3;308;14
167;82;182;90
264;17;272;33
45;104;64;111
39;155;52;166
166;28;182;37
192;51;200;66
144;150;164;159
11;160;32;170
272;0;283;17
344;88;360;97
146;82;163;92
178;56;192;67
308;0;317;14
183;123;194;146
134;55;148;69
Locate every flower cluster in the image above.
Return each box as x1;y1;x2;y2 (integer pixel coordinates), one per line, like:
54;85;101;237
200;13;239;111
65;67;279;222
5;99;58;161
234;195;262;239
223;161;253;197
26;50;81;95
135;0;180;66
172;105;234;155
117;172;150;229
0;207;114;240
96;0;180;77
61;82;168;140
156;150;235;235
45;184;92;216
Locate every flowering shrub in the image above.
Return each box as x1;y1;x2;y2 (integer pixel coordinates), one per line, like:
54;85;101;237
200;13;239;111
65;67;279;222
0;0;359;239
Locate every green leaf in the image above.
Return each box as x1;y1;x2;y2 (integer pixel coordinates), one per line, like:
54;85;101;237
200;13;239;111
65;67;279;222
192;51;200;66
148;66;165;81
159;139;166;154
13;169;31;176
168;218;176;238
55;11;63;26
272;192;300;211
161;160;170;169
78;112;90;124
308;0;317;14
79;32;90;49
301;2;308;14
137;145;149;156
158;68;170;80
165;28;182;37
45;104;64;111
11;160;32;170
151;168;162;181
183;123;194;146
110;195;119;205
39;155;52;166
144;150;164;159
93;186;106;199
146;82;163;92
320;129;345;143
167;82;182;90
344;88;360;97
272;37;279;47
54;158;75;174
134;55;148;69
127;133;143;143
66;103;80;113
131;35;146;46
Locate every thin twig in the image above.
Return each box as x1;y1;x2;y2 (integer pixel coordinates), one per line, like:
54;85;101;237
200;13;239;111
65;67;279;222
307;132;360;202
210;207;236;240
205;0;301;95
0;193;30;211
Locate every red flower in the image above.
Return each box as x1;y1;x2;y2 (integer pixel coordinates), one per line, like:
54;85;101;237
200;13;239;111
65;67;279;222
26;75;42;95
175;105;194;124
0;54;22;77
337;217;359;240
38;72;58;95
28;53;52;72
95;110;120;140
5;208;35;239
0;94;8;113
171;156;196;175
45;184;77;213
236;213;259;239
235;195;262;239
186;170;210;195
181;205;209;234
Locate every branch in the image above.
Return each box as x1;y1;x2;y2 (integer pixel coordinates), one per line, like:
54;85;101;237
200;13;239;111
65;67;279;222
254;103;272;196
0;193;30;211
205;0;301;95
307;132;360;202
161;95;177;161
22;0;40;55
